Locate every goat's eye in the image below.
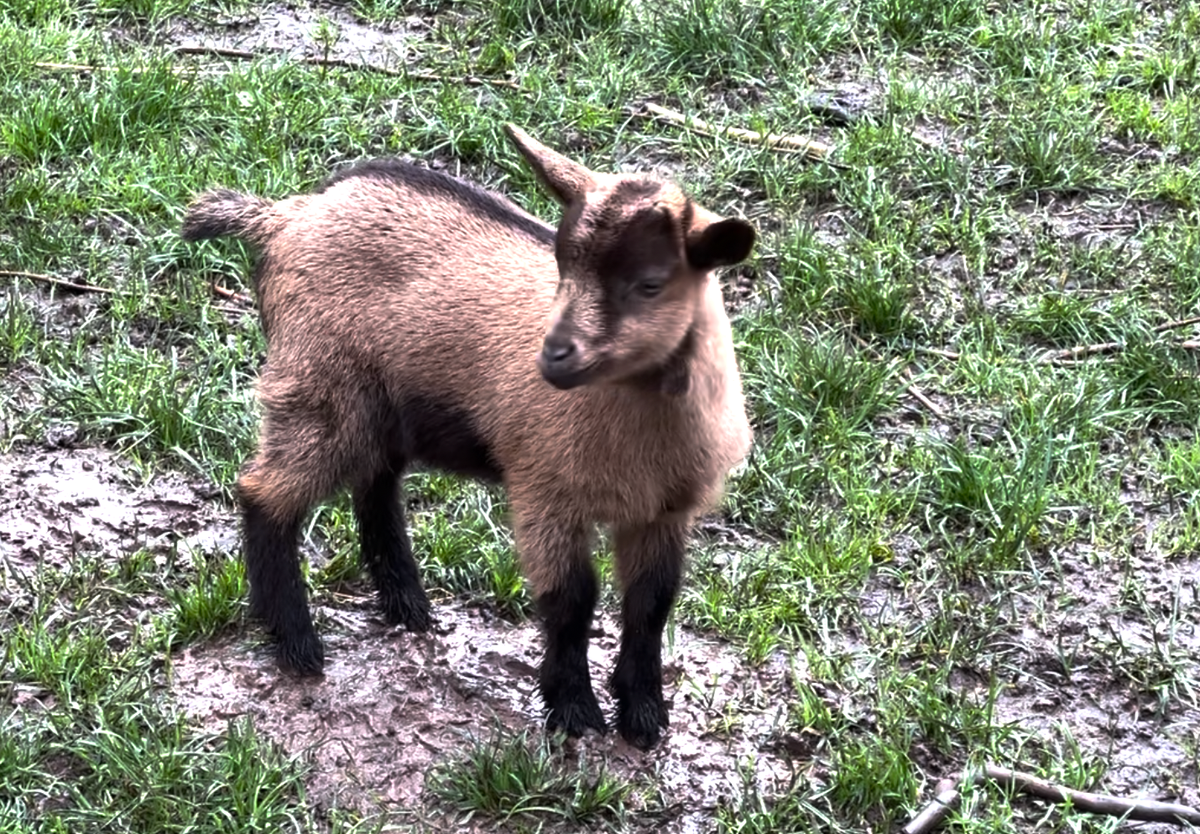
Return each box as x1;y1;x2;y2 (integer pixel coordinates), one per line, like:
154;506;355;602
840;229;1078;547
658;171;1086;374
637;279;665;298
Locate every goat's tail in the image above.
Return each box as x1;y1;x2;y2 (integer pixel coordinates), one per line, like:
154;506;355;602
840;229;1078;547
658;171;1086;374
181;189;275;244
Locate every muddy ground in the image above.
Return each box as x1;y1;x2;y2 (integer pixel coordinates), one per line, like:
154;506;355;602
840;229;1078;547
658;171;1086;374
1;446;801;830
3;445;1199;831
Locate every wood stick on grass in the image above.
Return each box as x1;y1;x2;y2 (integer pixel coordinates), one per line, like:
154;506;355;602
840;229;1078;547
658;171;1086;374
1041;316;1200;363
904;765;1200;834
851;333;946;419
35;61;218;75
901;365;946;419
903;784;964;834
642;102;832;161
913;345;962;361
1155;314;1200;332
984;764;1200;826
1042;342;1123;362
3;270;114;295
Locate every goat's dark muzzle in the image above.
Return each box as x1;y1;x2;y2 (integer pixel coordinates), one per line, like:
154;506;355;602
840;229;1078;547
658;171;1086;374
538;333;589;389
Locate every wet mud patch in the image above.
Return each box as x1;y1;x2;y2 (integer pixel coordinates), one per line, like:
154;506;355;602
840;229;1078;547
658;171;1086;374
0;446;236;576
167;2;423;68
991;544;1200;813
171;600;797;830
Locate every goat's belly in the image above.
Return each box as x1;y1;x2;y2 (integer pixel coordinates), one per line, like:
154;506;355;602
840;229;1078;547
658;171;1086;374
394;395;504;483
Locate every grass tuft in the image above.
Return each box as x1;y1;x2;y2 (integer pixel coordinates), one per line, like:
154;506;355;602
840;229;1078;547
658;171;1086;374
428;727;632;826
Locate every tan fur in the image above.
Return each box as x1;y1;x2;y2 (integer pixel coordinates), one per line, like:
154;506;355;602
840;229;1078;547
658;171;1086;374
182;126;755;747
197;174;751;590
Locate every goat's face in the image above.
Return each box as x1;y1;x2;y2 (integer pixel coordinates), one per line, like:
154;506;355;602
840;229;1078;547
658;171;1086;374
505;125;755;391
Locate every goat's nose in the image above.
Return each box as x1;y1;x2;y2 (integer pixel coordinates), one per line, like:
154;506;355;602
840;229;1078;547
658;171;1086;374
541;336;576;365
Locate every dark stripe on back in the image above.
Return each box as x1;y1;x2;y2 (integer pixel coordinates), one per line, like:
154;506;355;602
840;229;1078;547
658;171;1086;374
318;159;554;247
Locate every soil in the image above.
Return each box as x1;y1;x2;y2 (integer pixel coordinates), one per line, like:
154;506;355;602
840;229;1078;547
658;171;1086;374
0;446;235;576
166;2;424;68
0;445;799;830
171;603;798;831
4;444;1198;831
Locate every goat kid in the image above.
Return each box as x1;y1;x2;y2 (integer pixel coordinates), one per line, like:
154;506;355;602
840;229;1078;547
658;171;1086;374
181;125;755;749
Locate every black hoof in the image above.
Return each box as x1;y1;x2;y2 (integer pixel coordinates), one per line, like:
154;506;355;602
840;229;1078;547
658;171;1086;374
380;586;432;632
616;694;669;750
546;688;607;738
276;630;326;677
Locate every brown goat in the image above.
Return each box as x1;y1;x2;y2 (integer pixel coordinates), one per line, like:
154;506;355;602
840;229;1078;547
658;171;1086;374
181;125;755;749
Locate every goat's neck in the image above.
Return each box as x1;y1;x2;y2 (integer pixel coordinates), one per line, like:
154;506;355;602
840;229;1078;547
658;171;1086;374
656;279;736;407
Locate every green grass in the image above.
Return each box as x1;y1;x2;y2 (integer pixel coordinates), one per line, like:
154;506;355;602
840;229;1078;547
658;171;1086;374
3;0;1200;830
0;555;324;833
427;727;633;827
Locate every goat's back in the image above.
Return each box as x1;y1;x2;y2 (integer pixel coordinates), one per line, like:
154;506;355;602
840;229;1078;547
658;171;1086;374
232;161;750;527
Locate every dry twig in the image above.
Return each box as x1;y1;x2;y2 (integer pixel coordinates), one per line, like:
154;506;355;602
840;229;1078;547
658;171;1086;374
36;60;214;75
903;785;964;834
1155;314;1200;333
210;283;254;305
851;333;946;419
900;365;946;418
3;270;114;295
1042;341;1123;362
640;102;833;161
985;765;1200;826
912;345;962;361
39;47;524;90
172;45;523;89
904;764;1200;834
1040;315;1200;363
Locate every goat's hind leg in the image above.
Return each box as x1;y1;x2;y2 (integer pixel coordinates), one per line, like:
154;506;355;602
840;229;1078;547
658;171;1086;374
238;459;326;676
353;466;431;632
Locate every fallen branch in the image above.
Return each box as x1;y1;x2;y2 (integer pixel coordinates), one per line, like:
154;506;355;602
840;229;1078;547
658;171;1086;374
913;346;962;361
641;102;832;162
35;60;217;75
904;764;1200;834
1039;315;1200;363
1042;341;1122;362
171;45;259;60
1155;314;1200;333
901;365;946;419
985;764;1200;826
40;47;524;90
902;784;964;834
397;69;522;90
1043;338;1200;363
3;270;114;295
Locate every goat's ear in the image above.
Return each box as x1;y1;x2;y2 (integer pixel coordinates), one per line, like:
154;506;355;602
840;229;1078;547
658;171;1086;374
686;211;756;270
505;124;595;206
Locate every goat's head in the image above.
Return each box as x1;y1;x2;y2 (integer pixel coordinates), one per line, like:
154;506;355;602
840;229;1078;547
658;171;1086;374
505;124;756;392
